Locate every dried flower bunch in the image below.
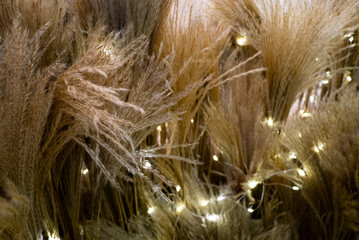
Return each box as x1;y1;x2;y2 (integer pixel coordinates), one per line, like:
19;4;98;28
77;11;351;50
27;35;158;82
0;0;359;239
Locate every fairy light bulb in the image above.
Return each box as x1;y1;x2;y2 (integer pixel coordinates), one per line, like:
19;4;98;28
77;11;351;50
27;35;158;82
143;161;152;169
176;204;185;213
289;152;297;159
321;79;329;84
325;71;332;78
48;232;61;240
81;169;89;175
217;195;225;201
148;207;155;214
266;117;274;127
247;208;254;213
346;75;352;82
298;133;302;138
248;180;260;189
309;95;315;103
176;185;181;192
292;186;300;191
206;213;219;222
349;36;354;42
236;36;248;46
212;155;219;161
299;110;311;118
191;119;194;123
200;200;209;206
157;126;162;132
297;169;306;177
313;142;325;153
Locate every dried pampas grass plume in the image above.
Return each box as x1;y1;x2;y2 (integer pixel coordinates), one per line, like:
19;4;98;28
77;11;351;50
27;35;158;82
1;0;359;239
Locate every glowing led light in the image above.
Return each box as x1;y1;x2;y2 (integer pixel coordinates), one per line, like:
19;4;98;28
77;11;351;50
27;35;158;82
313;142;325;153
321;79;329;84
292;186;300;191
346;75;352;82
81;169;89;175
289;152;297;159
212;155;219;161
200;200;209;206
313;146;320;153
297;169;306;177
176;204;185;213
236;36;248;46
325;71;331;78
298;133;302;138
319;143;325;150
266;117;274;127
191;119;194;123
157;126;162;132
48;232;61;240
148;207;155;214
143;161;152;169
206;213;220;222
176;185;181;192
299;110;311;118
217;195;226;201
310;95;315;102
247;208;254;213
349;36;354;42
315;58;319;61
248;180;260;189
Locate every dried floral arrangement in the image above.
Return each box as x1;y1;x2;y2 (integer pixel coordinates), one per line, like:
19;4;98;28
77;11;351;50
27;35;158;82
0;0;359;239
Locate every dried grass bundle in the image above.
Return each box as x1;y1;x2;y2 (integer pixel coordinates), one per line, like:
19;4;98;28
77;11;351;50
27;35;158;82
1;0;359;239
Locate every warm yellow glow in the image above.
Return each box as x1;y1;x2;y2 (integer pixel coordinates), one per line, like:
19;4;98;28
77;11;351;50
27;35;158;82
292;186;300;191
310;95;315;102
248;180;260;189
346;75;352;82
297;169;306;177
143;161;152;169
313;142;325;153
289;152;297;159
325;71;331;78
81;169;89;175
266;117;274;127
299;110;311;118
48;232;61;240
148;207;155;214
191;119;194;123
176;204;185;213
298;133;302;138
315;57;319;61
345;33;354;43
212;155;219;161
206;213;219;222
313;146;320;153
247;208;254;213
236;36;248;46
321;79;329;84
176;185;181;192
200;200;209;206
157;125;162;132
217;195;225;201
